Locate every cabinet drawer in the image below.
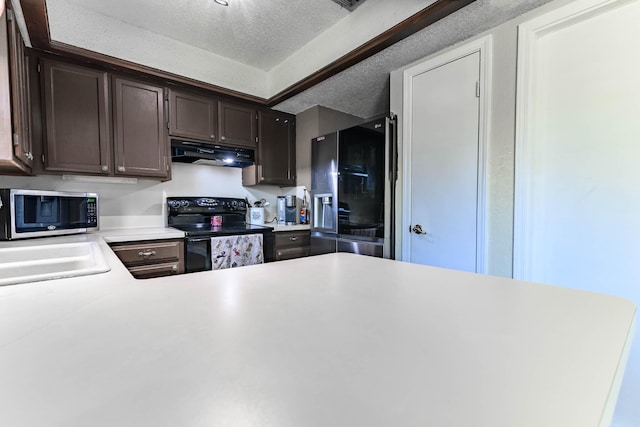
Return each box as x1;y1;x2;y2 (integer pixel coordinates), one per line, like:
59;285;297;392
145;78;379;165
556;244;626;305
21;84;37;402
276;246;310;261
111;240;183;266
128;261;184;279
275;231;310;249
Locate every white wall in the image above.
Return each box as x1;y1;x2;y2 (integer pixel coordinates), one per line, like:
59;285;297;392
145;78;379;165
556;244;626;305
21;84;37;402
0;164;302;228
391;0;580;276
391;0;639;425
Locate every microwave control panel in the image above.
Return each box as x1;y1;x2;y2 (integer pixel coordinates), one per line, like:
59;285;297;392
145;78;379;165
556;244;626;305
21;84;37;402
86;197;98;226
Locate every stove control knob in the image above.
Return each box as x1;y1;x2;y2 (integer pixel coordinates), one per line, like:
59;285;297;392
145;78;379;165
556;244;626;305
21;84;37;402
231;200;238;208
180;200;189;207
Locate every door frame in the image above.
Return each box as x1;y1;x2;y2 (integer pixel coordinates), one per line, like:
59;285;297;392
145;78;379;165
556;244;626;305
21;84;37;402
400;35;492;273
513;0;633;281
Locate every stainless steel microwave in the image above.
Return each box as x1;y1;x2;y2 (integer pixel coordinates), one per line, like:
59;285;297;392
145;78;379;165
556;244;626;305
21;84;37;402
0;189;99;240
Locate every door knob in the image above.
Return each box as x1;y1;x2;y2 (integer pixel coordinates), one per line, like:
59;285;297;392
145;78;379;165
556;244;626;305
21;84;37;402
411;224;428;235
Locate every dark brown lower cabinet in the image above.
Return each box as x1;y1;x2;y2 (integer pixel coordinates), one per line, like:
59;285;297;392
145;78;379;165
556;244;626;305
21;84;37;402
275;230;310;261
110;239;184;279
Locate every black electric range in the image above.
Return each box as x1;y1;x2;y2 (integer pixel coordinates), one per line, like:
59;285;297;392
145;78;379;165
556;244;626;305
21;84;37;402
167;197;274;272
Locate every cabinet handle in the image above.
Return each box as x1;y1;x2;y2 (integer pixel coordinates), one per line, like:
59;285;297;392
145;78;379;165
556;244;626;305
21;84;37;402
221;136;226;141
171;265;178;273
138;250;156;258
289;236;299;241
101;165;108;172
117;166;125;172
210;134;215;139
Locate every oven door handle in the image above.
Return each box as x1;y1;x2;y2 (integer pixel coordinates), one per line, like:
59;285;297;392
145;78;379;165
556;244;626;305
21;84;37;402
187;237;213;243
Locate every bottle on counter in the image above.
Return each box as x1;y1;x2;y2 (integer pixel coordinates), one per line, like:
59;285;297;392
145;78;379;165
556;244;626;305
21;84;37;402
301;188;310;225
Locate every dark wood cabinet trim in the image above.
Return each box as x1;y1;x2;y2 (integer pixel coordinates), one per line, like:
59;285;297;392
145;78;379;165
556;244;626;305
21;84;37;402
19;0;475;107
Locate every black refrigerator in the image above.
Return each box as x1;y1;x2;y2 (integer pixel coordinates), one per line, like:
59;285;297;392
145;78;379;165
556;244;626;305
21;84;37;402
310;116;397;258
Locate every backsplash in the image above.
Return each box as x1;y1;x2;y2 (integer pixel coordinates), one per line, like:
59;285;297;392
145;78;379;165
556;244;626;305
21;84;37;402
0;164;305;229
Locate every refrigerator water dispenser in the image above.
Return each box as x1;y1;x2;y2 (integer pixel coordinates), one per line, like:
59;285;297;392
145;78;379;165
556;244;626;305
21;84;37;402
313;194;334;230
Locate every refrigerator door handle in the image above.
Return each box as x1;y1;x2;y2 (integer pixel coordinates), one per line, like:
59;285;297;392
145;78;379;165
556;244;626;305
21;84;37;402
386;114;398;260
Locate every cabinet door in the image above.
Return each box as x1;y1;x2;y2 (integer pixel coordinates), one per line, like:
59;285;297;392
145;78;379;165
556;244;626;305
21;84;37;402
113;77;169;179
218;101;257;147
258;110;296;185
41;59;110;173
6;9;32;170
168;90;217;142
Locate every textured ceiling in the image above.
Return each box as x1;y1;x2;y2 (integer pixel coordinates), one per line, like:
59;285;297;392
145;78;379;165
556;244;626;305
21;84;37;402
61;0;350;71
40;0;557;119
44;0;431;99
274;0;556;118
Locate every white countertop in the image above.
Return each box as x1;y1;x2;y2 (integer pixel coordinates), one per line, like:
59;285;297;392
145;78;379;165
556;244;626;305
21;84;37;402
0;238;635;427
98;227;185;243
272;223;311;232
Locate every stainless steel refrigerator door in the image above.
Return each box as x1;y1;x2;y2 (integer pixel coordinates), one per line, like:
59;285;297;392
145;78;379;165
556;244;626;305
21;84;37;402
311;133;338;234
337;238;383;258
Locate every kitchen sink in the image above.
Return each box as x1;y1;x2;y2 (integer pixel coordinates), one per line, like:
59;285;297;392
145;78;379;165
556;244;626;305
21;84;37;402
0;241;110;286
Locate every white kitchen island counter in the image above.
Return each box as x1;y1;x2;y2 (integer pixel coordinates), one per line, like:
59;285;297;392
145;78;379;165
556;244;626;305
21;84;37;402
0;250;635;427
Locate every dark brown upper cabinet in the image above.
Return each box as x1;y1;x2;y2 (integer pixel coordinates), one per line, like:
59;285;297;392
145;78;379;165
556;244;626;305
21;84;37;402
112;77;169;179
39;59;170;180
168;90;257;149
0;8;33;174
218;101;257;148
243;109;296;187
41;59;111;174
168;90;217;142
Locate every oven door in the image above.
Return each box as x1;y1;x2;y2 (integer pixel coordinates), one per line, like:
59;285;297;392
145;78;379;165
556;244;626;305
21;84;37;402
185;237;212;273
185;232;273;273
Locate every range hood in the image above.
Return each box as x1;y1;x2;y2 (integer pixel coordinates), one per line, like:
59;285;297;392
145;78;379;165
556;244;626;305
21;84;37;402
170;139;255;168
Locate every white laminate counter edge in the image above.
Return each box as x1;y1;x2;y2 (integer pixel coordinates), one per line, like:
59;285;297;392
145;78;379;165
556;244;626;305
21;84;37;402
600;317;636;427
98;227;185;243
272;224;311;232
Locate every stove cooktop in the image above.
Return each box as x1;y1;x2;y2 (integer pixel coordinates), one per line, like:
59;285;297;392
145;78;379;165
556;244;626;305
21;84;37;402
167;196;274;237
169;223;273;237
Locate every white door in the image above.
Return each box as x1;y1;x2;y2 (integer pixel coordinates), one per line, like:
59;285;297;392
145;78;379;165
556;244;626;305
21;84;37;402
405;51;481;272
514;1;640;424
